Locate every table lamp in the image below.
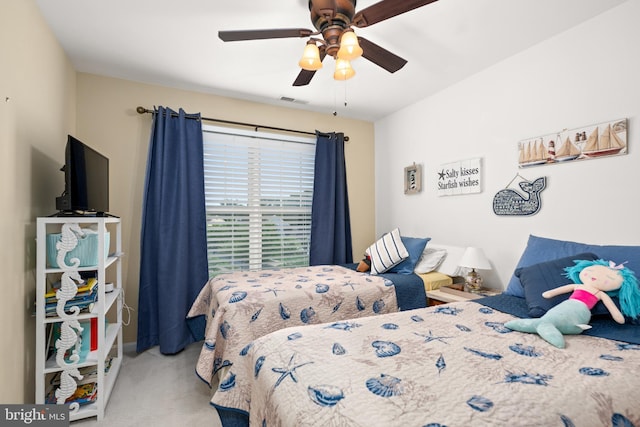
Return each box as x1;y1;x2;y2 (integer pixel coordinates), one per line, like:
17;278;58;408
458;247;491;292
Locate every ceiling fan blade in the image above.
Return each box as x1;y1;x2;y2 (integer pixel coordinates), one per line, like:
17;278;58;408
292;69;318;87
358;37;407;73
352;0;438;28
219;28;314;42
293;48;327;86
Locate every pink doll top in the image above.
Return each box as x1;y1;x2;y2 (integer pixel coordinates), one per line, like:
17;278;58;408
569;288;599;309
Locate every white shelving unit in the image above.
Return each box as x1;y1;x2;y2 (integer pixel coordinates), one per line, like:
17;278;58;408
35;216;123;421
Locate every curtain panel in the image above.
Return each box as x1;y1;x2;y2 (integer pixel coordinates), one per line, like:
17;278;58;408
309;131;353;265
137;107;209;354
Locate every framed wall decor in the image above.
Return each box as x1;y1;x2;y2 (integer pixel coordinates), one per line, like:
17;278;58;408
518;118;627;168
437;157;483;197
404;163;422;194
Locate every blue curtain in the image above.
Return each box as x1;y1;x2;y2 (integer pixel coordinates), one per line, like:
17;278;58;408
137;107;209;354
309;132;353;265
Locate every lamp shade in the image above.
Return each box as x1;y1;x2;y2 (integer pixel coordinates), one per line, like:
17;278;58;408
458;247;491;270
298;42;323;71
337;30;363;61
334;58;355;80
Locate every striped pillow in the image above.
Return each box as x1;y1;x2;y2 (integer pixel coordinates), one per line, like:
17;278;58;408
366;228;409;274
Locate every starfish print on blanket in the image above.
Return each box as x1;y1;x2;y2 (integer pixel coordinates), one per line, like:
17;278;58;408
414;330;453;345
271;353;314;389
341;280;360;291
263;287;285;297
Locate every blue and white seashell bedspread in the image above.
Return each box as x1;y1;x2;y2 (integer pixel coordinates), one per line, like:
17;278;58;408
210;300;640;426
187;265;400;387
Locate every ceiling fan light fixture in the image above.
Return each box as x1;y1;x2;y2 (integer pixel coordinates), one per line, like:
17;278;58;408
334;58;355;81
337;30;362;60
221;0;438;86
298;41;323;71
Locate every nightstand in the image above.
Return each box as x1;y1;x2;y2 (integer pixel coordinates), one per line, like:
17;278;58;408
427;285;501;306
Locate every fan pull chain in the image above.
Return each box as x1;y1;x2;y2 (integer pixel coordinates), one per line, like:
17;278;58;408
332;81;349;117
343;80;348;109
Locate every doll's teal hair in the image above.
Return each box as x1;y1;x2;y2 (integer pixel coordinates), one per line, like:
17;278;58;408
564;259;640;319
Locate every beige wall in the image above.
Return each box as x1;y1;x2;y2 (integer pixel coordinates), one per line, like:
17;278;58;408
2;0;374;403
0;0;77;403
76;74;376;345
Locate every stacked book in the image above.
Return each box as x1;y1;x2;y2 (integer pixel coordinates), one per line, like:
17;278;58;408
45;356;114;406
439;285;502;299
45;278;99;317
45;382;98;406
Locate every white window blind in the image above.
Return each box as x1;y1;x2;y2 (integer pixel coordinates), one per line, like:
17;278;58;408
203;125;316;277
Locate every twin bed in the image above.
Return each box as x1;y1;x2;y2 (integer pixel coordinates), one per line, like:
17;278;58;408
187;264;427;387
188;235;640;426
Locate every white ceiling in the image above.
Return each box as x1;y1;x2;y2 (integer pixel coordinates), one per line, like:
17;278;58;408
35;0;625;122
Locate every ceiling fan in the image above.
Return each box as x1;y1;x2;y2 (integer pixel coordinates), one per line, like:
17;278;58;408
218;0;439;86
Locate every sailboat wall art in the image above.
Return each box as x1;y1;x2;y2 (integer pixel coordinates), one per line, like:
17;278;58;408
518;118;627;168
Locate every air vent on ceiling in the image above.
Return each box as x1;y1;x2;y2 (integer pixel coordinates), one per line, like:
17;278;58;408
280;96;309;105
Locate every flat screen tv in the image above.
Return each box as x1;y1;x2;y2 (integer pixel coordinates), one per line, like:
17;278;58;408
55;135;110;216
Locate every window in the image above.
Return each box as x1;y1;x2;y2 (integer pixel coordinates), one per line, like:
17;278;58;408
203;125;316;277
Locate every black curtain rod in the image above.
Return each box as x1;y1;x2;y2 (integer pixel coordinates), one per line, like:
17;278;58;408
136;107;348;141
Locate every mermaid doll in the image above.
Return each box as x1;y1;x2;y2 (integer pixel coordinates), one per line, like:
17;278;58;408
505;259;640;348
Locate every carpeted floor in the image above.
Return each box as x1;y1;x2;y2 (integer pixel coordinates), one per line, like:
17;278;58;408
72;342;221;426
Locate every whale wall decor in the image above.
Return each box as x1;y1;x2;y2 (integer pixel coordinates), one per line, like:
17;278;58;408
493;176;547;216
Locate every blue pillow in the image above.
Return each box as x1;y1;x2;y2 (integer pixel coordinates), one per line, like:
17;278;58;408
505;235;640;298
515;252;598;317
389;236;431;275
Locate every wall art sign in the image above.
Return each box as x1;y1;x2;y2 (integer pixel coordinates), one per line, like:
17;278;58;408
493;174;547;216
437;157;482;197
518;118;627;168
404;163;422;194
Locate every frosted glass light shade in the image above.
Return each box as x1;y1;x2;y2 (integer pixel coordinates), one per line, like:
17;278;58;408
337;30;363;60
298;43;323;71
334;58;355;80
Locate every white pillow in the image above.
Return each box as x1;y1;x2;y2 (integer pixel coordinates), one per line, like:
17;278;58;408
414;248;448;274
366;228;409;275
427;243;466;276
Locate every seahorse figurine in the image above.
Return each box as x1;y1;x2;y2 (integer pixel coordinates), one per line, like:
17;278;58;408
56;270;84;319
55;319;84;367
55;367;83;413
56;223;84;270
